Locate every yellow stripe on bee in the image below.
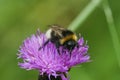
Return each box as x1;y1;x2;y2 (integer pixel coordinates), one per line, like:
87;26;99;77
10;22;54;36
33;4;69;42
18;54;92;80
60;34;77;44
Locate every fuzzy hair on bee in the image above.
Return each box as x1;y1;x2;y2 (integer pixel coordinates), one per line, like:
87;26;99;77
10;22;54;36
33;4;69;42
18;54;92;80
39;24;79;54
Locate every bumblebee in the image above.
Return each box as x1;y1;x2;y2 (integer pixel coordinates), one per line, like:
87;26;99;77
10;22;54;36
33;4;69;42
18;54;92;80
39;24;79;54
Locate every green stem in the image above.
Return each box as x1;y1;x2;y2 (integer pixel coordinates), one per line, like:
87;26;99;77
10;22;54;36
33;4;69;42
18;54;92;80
102;0;120;67
68;0;102;31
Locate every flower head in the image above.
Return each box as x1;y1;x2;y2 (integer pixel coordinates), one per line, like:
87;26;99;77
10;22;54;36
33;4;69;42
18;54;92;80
18;30;90;80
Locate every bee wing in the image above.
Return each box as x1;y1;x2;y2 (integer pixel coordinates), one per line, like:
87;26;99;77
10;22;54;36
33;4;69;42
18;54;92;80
50;25;66;38
54;30;63;37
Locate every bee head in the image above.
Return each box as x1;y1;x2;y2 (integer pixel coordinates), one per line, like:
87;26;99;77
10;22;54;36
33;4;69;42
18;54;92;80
63;40;77;50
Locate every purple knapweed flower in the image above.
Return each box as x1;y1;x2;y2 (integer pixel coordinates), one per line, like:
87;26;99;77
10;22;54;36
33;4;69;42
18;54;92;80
17;30;90;80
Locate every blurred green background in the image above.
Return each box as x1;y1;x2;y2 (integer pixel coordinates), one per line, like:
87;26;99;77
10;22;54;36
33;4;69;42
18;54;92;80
0;0;120;80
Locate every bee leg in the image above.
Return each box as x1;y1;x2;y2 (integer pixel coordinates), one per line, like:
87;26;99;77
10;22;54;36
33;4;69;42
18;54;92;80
55;42;61;54
56;46;60;55
38;40;49;51
69;43;79;56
